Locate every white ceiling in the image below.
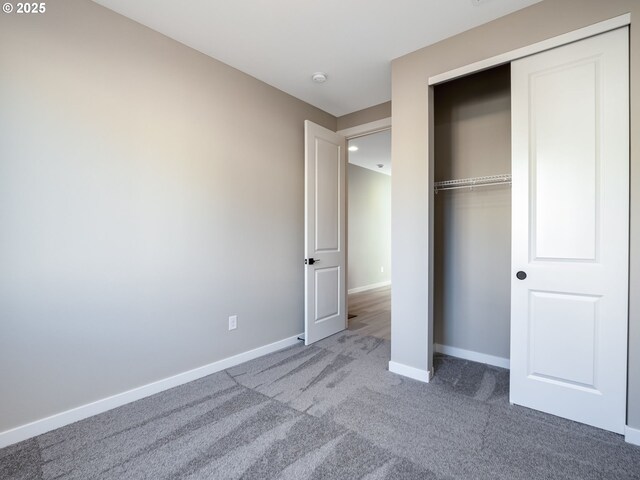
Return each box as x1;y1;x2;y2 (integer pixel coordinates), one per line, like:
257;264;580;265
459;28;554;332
349;130;391;176
92;0;540;117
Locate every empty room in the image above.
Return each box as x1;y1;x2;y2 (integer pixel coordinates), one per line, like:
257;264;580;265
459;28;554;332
1;0;640;479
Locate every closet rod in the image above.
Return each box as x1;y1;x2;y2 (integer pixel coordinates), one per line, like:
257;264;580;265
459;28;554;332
434;174;511;193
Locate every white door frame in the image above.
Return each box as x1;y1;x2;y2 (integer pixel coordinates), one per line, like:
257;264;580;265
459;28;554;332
424;14;632;435
337;117;392;139
337;117;392;332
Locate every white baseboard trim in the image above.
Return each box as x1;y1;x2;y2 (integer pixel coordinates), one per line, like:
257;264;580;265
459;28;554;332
625;425;640;446
348;281;391;295
0;334;303;449
388;361;432;383
435;343;510;370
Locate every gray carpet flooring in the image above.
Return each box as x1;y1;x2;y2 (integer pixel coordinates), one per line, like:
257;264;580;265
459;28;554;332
2;331;639;479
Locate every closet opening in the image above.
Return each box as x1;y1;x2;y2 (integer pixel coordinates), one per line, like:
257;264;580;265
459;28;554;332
433;64;512;373
427;25;628;434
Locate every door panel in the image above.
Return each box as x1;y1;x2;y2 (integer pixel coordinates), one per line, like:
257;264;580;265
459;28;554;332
531;59;598;261
510;28;629;433
315;267;340;321
529;291;599;388
304;120;346;345
315;138;341;252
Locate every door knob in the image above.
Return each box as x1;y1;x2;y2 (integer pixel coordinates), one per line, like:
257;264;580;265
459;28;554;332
305;258;319;265
516;271;527;280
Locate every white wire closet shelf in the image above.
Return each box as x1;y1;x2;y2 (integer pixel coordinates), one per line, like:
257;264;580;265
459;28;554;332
434;174;512;193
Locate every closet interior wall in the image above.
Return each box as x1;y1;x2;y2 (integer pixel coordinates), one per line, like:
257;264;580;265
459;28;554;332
433;65;512;362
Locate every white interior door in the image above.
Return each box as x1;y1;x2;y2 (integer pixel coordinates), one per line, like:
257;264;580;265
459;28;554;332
304;120;346;345
510;28;629;434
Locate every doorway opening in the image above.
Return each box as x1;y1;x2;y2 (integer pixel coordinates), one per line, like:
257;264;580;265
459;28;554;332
346;129;391;340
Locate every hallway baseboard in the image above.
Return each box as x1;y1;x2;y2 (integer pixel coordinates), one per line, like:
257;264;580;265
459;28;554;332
348;281;391;294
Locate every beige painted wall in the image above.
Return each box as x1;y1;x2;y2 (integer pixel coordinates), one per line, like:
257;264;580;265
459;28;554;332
0;0;335;432
337;102;391;131
347;164;391;291
391;0;640;428
434;65;511;359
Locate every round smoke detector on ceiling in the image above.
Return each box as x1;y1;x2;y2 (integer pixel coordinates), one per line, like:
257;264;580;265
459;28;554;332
377;164;384;169
312;72;328;83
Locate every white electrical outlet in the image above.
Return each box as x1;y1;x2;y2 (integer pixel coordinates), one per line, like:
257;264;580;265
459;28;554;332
228;315;237;331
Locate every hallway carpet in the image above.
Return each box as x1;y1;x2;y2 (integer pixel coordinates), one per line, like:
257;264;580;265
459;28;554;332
2;331;639;479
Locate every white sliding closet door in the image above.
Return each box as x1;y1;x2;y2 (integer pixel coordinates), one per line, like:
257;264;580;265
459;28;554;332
510;28;629;433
